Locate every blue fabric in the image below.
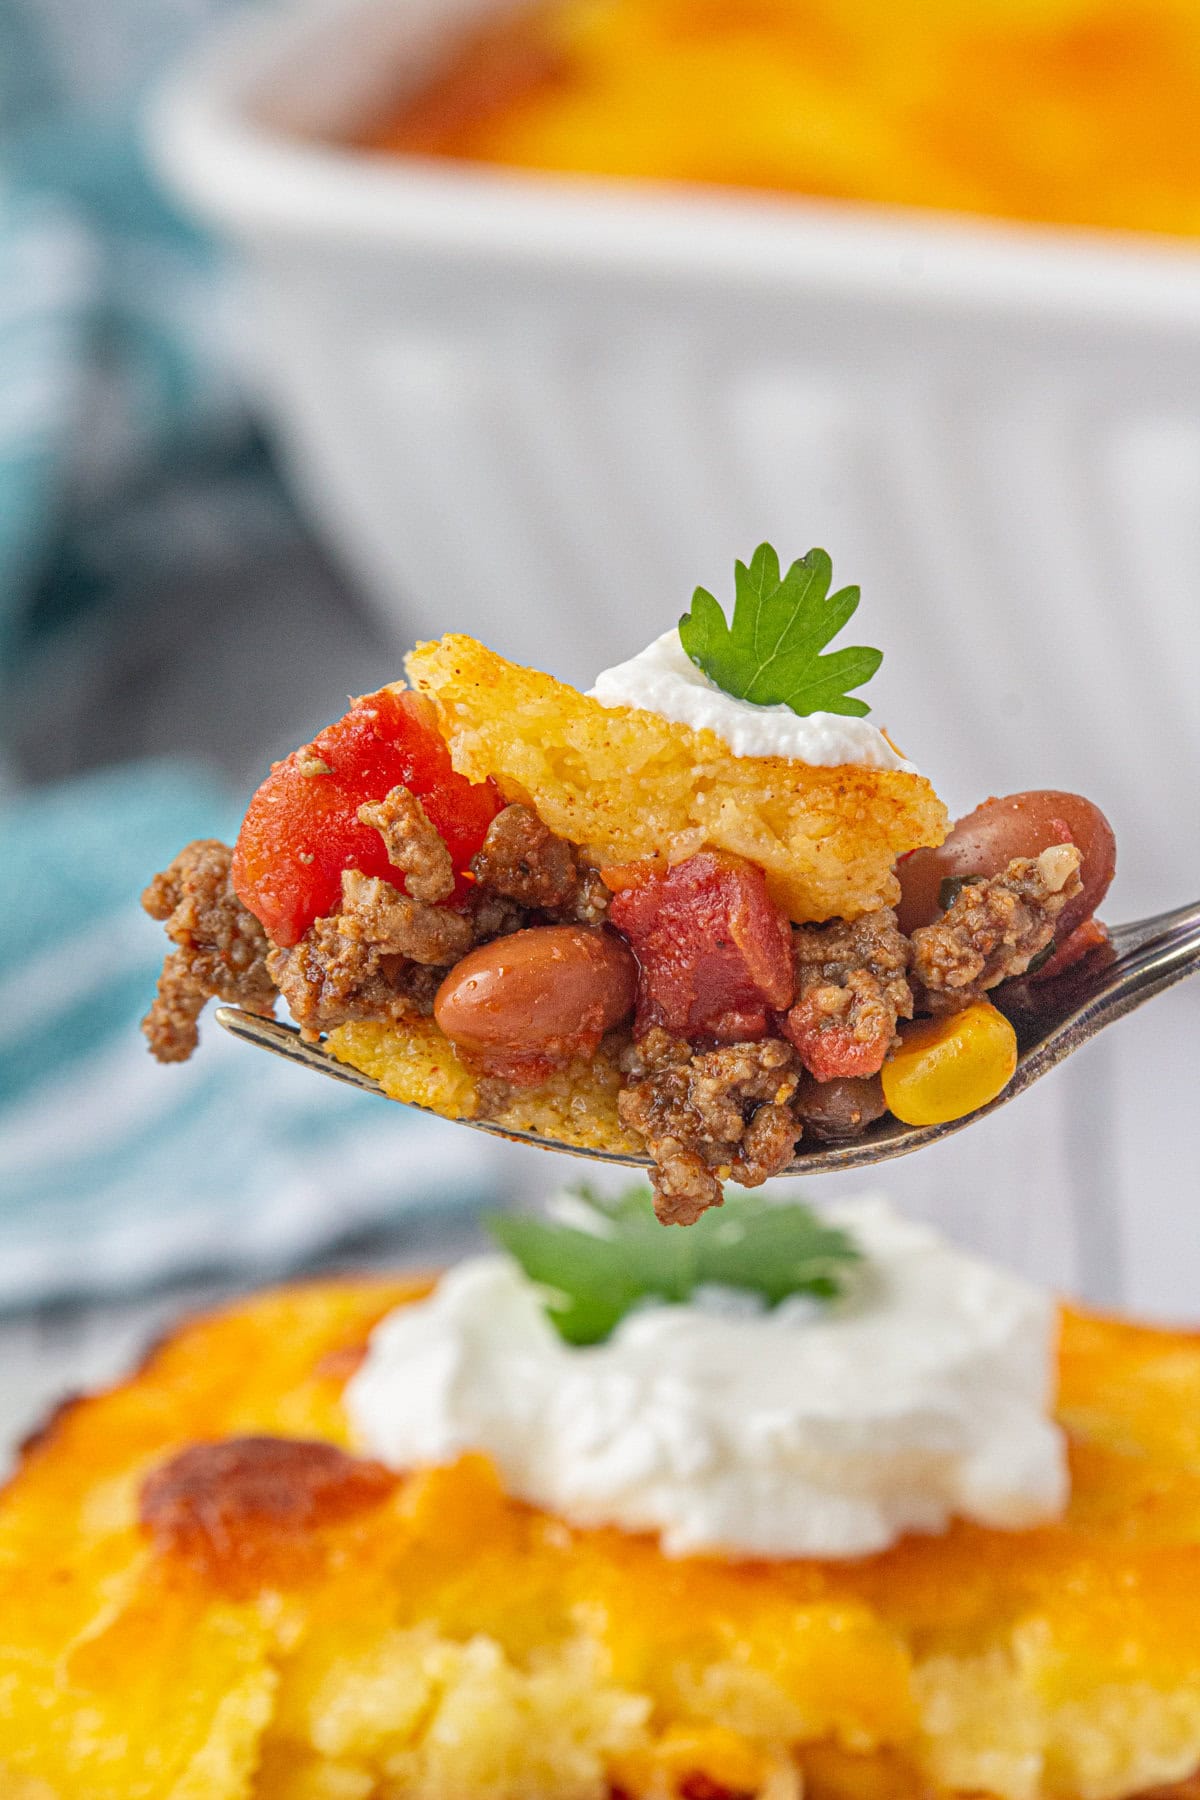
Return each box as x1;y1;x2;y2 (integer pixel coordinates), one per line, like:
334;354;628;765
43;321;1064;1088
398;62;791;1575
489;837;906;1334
0;2;497;1304
0;761;497;1309
0;0;241;671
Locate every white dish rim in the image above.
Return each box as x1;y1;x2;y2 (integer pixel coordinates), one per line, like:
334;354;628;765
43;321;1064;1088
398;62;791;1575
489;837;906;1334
149;0;1200;330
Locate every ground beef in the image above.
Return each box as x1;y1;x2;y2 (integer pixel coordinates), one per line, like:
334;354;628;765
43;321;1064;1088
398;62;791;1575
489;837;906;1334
357;785;455;904
470;804;579;908
267;866;477;1036
780;908;912;1081
618;1030;800;1224
267;917;444;1035
469;804;610;924
273;808;608;1039
467;887;530;944
910;845;1082;1012
143;805;607;1057
142;840;276;1063
561;865;612;925
338;869;473;964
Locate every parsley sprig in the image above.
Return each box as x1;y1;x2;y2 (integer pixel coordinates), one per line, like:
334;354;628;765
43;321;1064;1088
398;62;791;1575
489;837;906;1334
488;1185;861;1346
679;543;882;717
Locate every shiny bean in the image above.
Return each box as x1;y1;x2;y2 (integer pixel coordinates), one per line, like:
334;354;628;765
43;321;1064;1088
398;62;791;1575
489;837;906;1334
792;1073;888;1141
434;924;637;1081
896;791;1116;939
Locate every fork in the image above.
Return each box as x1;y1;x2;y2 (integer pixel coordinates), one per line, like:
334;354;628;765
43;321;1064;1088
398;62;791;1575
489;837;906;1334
214;898;1200;1175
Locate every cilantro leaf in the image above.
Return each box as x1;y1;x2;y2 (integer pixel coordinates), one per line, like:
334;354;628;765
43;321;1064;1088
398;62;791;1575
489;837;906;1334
488;1184;861;1346
678;543;882;717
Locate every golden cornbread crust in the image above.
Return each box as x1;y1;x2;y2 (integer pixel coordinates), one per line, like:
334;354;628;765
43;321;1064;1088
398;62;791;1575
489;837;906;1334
405;636;948;924
327;1015;641;1153
3;1282;1200;1800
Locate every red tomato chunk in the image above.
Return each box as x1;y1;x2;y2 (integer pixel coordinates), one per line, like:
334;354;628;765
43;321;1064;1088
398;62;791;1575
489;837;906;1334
780;1000;894;1083
607;851;794;1041
232;688;501;946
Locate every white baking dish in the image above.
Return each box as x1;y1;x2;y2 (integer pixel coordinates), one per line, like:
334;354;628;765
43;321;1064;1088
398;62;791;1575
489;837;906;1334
149;0;1200;1315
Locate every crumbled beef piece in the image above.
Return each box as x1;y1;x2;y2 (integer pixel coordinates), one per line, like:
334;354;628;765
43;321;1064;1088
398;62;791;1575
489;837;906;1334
357;785;455;904
618;1029;800;1224
339;869;473;965
470;804;580;909
564;865;612;925
464;804;609;932
268;917;442;1035
619;1026;692;1079
269;866;472;1035
780;908;912;1081
792;1072;888;1140
142;840;276;1063
909;845;1083;1012
467;887;530;945
735;1098;802;1178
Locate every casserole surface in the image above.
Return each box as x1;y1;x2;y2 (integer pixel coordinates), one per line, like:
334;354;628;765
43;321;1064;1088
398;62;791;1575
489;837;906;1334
3;1274;1200;1799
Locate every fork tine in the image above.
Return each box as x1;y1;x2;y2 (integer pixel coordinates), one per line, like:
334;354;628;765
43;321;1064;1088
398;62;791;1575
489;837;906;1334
213;1007;972;1175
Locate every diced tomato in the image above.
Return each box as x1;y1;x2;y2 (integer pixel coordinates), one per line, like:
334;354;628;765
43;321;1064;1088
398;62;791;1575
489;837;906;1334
231;687;502;946
606;850;794;1041
778;997;893;1082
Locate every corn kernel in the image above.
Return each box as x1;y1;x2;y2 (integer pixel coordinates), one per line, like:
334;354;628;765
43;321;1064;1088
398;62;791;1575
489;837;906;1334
881;1001;1018;1126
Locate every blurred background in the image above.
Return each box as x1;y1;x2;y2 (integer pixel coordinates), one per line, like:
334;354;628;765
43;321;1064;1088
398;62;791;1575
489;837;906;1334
3;0;1199;1463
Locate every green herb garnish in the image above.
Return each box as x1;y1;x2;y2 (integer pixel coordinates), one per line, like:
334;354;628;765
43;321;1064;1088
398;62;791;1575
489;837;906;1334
678;543;883;718
488;1184;861;1346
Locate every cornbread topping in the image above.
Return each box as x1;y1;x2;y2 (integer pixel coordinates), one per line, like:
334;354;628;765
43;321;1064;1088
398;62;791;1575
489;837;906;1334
346;1197;1068;1557
591;629;917;770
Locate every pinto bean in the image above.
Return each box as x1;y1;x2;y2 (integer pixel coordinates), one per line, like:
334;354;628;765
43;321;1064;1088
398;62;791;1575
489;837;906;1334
433;924;637;1083
896;791;1115;940
792;1073;888;1140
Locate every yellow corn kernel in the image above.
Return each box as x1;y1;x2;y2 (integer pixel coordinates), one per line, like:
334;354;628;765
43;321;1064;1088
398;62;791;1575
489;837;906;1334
881;1001;1018;1127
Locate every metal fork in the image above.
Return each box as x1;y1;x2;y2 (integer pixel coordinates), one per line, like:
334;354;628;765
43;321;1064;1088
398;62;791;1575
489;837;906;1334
215;898;1200;1176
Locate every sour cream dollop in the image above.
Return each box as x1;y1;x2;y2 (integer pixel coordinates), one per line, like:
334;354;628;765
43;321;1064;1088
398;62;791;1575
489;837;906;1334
346;1198;1067;1559
589;630;917;771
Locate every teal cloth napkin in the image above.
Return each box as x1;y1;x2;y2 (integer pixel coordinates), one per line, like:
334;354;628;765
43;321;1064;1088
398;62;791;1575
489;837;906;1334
0;2;501;1307
0;0;248;689
0;761;496;1309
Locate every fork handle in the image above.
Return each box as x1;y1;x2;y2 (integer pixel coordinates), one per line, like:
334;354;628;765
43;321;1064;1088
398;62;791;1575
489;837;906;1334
1088;900;1200;1033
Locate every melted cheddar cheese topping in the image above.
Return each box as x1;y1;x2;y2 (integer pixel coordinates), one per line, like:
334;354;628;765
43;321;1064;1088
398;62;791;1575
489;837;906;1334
373;0;1200;238
1;1280;1199;1798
